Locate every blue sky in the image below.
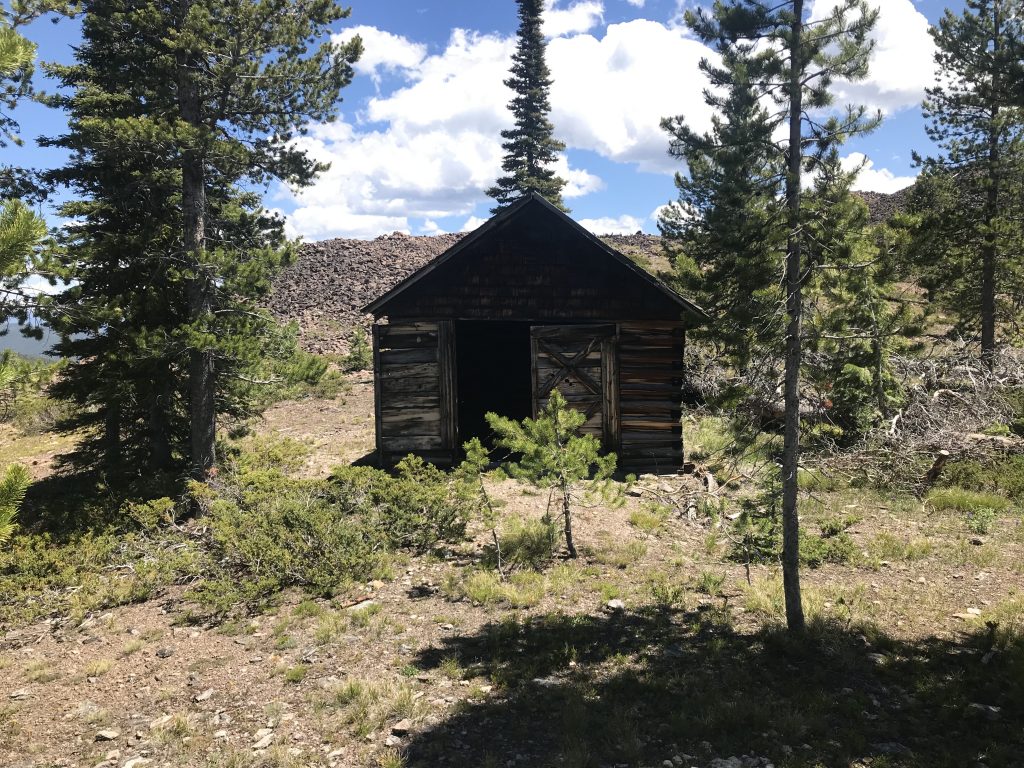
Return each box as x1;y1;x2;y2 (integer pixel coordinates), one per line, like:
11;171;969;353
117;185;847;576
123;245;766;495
10;0;963;240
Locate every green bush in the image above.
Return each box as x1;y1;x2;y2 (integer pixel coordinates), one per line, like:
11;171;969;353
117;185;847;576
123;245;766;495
940;455;1024;505
966;506;998;535
189;446;471;617
341;328;373;372
331;455;472;552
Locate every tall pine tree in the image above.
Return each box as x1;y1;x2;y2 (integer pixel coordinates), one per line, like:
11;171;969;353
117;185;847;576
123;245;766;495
660;45;786;369
663;0;880;631
913;0;1024;364
43;0;361;481
487;0;568;213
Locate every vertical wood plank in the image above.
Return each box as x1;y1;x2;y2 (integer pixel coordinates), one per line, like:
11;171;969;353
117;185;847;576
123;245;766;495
603;329;621;454
372;323;383;459
438;319;457;453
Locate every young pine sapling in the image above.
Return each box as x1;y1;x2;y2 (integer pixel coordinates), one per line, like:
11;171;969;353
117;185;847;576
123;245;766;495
486;390;619;558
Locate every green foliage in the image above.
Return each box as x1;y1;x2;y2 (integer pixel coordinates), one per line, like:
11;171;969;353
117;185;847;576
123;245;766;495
731;477;856;568
41;0;363;478
0;464;28;545
486;0;567;213
909;0;1024;356
332;455;472;552
941;454;1024;504
966;506;998;535
342;328;373;372
487;390;620;558
0;351;69;434
804;153;915;437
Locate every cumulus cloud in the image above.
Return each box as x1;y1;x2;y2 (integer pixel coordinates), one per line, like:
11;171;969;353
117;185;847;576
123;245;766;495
549;20;715;172
461;215;488;232
809;0;936;112
283;19;717;239
625;0;645;6
578;214;646;234
545;1;604;37
334;26;426;84
842;152;917;194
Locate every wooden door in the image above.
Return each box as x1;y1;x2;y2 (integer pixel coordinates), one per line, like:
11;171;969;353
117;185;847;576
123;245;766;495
531;324;619;449
373;320;457;465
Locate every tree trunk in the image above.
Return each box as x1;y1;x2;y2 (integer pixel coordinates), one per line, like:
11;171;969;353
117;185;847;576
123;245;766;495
981;5;1001;367
103;399;121;470
561;486;577;558
149;373;173;471
177;0;215;481
781;0;806;633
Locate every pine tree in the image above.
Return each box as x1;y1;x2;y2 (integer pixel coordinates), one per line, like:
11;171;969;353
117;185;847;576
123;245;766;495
804;151;913;436
914;0;1024;364
666;0;880;631
487;0;568;214
0;3;73;360
42;0;361;481
660;48;786;369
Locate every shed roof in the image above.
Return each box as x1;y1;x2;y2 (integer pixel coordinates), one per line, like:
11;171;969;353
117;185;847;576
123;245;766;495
363;192;707;322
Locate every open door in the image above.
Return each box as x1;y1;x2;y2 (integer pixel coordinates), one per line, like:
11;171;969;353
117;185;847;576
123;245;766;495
531;324;619;450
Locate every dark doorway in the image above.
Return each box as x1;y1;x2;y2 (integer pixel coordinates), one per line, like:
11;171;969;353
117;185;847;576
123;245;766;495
455;321;533;447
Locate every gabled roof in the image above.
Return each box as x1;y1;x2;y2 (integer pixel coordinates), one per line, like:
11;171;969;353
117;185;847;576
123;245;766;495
363;191;707;320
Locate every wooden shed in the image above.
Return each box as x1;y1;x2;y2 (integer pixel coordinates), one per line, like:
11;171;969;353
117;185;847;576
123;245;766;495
363;192;706;472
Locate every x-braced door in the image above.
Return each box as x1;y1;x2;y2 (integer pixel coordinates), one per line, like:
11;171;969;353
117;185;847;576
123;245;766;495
531;324;619;450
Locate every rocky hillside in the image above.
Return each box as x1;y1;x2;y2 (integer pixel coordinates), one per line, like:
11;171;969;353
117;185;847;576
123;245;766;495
266;190;908;355
265;232;465;355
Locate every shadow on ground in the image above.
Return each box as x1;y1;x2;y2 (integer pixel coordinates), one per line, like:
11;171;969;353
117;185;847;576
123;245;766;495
407;604;1023;767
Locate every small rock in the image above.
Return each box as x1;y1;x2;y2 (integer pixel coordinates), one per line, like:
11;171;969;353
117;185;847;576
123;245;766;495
193;689;214;703
214;730;228;739
149;715;174;731
391;718;413;736
253;732;275;750
105;750;120;762
8;689;31;700
385;735;401;747
155;647;174;659
970;537;985;546
94;729;120;742
123;758;153;768
605;599;626;611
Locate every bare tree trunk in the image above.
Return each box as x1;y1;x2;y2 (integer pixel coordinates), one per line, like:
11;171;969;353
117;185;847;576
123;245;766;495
562;486;577;558
177;0;215;481
781;0;806;633
103;399;121;470
981;8;1001;367
149;373;173;471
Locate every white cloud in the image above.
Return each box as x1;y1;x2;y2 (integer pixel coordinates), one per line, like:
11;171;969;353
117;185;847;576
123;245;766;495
461;215;488;232
545;1;604;38
809;0;936;112
625;0;645;6
842;152;917;194
549;20;715;172
283;19;718;239
334;26;426;84
283;27;608;239
578;214;645;234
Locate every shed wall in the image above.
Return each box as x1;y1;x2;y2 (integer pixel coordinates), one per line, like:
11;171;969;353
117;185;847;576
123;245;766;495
617;321;685;469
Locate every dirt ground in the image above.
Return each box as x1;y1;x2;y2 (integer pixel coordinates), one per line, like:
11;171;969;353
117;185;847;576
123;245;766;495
2;378;1024;768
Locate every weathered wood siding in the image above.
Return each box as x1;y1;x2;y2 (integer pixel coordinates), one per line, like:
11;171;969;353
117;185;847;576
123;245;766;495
377;204;687;322
617;321;685;469
374;321;457;465
531;324;619;448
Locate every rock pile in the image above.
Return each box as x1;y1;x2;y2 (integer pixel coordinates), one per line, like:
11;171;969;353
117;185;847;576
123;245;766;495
854;185;914;225
264;231;465;355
